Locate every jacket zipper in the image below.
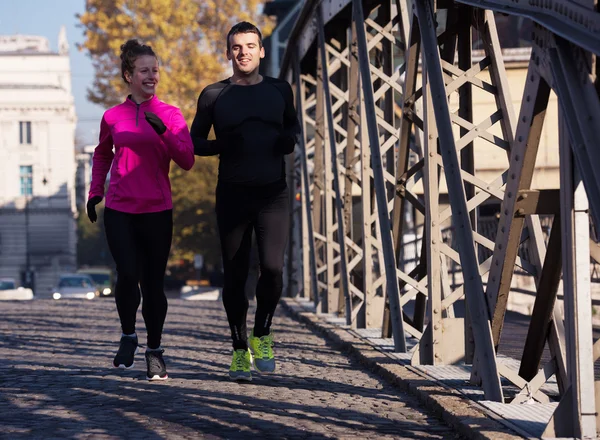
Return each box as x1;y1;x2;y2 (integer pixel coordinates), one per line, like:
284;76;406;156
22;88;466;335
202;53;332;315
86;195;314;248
136;102;140;126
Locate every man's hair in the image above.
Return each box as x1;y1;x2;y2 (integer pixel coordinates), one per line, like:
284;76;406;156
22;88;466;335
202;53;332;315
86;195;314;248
226;22;263;52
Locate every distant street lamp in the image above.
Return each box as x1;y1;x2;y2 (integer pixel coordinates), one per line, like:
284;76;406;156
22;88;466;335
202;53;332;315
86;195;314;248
23;176;48;293
23;193;33;291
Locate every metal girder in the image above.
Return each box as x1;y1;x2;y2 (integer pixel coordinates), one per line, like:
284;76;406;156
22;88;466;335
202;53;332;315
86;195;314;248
311;63;329;312
553;112;596;439
471;17;567;400
359;0;410;332
293;53;320;305
285;0;353;75
455;0;600;56
353;0;407;351
550;36;600;229
313;37;355;313
457;3;476;364
413;0;502;401
518;210;563;384
485;63;550;346
283;0;600;431
389;12;427;340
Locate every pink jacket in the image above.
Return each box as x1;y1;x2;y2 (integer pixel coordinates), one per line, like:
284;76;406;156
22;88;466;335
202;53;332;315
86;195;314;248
89;95;194;214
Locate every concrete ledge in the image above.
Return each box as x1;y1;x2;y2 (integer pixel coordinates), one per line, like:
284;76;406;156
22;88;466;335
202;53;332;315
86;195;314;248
179;286;221;301
0;288;33;301
280;297;525;440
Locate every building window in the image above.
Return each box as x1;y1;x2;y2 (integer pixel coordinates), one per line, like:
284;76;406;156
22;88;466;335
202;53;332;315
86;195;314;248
19;121;32;144
20;166;32;196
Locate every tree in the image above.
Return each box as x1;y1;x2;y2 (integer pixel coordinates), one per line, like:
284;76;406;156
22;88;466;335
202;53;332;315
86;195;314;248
78;0;273;121
77;0;273;267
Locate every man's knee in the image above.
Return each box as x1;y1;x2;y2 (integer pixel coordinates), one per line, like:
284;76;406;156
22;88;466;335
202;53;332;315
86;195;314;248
223;262;250;287
259;264;283;282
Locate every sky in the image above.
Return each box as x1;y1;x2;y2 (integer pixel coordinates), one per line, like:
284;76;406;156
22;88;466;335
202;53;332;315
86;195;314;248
1;0;105;147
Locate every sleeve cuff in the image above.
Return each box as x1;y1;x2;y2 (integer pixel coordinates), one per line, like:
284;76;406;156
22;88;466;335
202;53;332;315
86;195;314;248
161;128;176;144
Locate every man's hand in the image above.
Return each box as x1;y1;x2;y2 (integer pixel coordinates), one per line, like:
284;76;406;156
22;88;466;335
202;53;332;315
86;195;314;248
275;132;296;155
86;196;103;223
144;111;167;135
216;131;244;156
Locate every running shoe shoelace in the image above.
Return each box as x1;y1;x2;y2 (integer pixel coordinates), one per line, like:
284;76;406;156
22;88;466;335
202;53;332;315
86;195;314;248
258;338;273;358
117;338;137;356
234;351;248;370
148;351;165;371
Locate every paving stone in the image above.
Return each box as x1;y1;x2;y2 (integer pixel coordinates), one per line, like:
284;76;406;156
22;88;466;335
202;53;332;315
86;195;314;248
0;298;461;439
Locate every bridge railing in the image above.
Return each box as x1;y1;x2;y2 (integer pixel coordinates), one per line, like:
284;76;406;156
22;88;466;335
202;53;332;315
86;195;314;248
280;0;600;437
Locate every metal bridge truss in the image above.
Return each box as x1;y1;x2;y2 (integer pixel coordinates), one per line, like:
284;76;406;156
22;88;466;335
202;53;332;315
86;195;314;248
280;0;600;437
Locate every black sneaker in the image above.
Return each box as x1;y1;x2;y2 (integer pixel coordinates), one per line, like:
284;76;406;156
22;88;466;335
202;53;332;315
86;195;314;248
113;335;138;369
145;349;168;381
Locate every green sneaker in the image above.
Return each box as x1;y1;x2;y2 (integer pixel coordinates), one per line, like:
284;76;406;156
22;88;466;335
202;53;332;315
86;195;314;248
229;349;252;381
249;331;275;373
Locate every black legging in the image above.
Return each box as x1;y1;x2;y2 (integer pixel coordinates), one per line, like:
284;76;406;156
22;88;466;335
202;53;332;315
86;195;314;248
216;181;290;350
104;207;173;349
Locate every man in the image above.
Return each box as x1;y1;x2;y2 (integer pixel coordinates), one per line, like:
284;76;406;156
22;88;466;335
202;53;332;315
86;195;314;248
191;22;300;381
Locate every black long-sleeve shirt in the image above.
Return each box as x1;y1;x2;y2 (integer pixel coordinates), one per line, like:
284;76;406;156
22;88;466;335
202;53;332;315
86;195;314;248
190;76;300;186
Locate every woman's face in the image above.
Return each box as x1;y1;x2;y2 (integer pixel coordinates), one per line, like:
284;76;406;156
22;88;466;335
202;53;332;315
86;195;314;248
125;55;159;97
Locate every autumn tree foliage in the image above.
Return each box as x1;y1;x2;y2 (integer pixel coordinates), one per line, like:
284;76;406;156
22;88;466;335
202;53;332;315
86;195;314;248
77;0;273;267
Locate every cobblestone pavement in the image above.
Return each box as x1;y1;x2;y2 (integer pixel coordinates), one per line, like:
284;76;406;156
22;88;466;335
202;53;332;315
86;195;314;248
0;298;462;439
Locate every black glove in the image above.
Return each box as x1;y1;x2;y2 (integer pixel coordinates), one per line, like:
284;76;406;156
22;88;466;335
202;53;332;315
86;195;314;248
216;131;244;156
144;111;167;135
275;132;296;155
86;196;103;223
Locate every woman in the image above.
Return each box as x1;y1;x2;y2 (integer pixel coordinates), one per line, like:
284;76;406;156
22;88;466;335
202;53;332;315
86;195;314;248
86;39;194;381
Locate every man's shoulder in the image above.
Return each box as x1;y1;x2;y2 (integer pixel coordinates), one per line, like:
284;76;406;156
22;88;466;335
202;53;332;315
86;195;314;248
200;80;229;96
263;76;291;88
263;76;293;98
263;75;287;84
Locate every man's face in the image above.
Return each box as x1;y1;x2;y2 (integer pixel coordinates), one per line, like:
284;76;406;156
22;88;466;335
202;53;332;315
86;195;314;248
227;32;264;75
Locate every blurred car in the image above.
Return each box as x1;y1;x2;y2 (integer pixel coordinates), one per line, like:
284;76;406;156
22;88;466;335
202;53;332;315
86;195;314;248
77;267;114;297
0;278;33;300
52;274;99;300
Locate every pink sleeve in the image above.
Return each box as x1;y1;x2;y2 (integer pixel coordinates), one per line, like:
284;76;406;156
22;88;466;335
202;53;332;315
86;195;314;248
88;115;114;199
162;109;195;170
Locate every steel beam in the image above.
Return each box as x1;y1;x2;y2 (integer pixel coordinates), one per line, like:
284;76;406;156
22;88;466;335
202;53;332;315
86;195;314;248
294;53;320;305
414;0;502;401
317;7;352;322
455;0;600;56
353;0;407;351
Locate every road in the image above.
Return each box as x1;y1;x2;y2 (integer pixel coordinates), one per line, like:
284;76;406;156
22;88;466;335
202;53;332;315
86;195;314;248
0;297;462;439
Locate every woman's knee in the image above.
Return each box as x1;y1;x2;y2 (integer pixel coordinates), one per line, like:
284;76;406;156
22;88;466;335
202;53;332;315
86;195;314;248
116;266;138;288
142;290;167;310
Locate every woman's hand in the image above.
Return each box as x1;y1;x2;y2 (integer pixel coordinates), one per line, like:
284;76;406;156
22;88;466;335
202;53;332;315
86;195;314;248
86;196;103;223
144;111;167;135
